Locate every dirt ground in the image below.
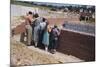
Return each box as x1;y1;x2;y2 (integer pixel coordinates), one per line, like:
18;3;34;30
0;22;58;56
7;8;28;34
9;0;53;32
11;39;59;66
10;35;83;66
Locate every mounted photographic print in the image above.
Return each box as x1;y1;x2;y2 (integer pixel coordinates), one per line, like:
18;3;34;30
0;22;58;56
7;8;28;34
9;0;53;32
10;0;95;66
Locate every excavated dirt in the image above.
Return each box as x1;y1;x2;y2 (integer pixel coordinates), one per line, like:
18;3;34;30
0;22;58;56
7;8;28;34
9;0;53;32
11;38;60;66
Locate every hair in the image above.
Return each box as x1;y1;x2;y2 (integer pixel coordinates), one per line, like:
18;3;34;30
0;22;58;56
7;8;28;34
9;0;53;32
44;23;48;32
28;11;32;15
54;25;57;28
44;21;50;32
34;13;39;18
43;18;46;22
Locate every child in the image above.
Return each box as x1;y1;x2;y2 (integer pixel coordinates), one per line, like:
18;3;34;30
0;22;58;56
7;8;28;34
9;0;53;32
50;25;60;54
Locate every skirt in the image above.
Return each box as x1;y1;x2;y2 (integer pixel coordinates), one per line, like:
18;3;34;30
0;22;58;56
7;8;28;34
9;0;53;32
42;31;49;46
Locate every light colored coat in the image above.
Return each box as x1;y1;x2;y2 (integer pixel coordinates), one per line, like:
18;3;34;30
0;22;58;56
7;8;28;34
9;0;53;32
42;31;49;46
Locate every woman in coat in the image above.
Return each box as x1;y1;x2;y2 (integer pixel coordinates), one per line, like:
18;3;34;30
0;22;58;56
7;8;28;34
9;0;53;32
33;13;41;47
42;25;49;51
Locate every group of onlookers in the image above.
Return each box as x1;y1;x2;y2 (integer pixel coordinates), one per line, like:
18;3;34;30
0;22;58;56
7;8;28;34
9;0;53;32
22;11;60;54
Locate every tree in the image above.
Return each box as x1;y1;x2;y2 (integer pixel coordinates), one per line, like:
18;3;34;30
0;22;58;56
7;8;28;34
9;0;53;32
67;6;72;12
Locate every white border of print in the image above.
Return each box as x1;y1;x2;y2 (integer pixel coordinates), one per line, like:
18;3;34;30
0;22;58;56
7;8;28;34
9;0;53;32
0;0;99;67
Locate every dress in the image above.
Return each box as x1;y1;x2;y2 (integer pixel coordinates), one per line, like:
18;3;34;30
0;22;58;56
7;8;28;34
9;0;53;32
42;31;49;46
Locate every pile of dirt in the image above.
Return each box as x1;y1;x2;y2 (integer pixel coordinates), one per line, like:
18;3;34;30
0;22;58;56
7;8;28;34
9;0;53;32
10;39;59;66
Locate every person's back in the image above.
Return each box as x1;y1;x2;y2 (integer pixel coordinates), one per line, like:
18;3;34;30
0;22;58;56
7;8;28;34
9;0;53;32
25;11;33;25
40;22;46;30
42;26;49;51
39;18;47;30
25;11;33;46
33;17;41;31
51;27;60;40
33;13;43;26
33;18;40;47
33;13;43;47
50;25;60;54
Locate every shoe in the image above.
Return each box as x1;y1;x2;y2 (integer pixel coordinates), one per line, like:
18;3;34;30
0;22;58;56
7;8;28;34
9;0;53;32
35;43;37;47
50;49;55;54
45;47;48;52
54;49;56;52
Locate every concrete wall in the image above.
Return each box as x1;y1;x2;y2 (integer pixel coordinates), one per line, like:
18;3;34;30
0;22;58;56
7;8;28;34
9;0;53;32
57;30;95;61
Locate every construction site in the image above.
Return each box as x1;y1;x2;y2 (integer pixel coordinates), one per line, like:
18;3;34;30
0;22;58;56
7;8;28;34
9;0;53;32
10;1;95;66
